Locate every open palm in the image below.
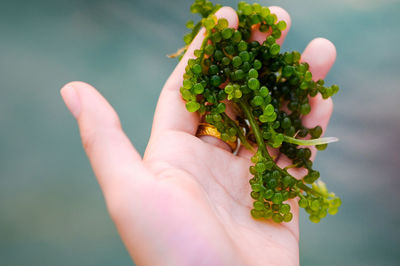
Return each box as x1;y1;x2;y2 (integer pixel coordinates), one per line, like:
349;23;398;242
61;6;336;266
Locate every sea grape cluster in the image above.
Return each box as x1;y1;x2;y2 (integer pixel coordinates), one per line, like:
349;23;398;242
175;0;341;223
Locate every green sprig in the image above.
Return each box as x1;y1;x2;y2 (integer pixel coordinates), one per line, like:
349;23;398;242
175;0;341;224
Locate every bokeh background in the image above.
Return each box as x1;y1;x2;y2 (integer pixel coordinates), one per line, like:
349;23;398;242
1;0;399;265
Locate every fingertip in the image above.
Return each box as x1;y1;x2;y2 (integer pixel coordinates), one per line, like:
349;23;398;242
318;38;337;60
303;38;337;63
269;6;291;45
250;6;291;45
61;81;84;119
170;6;239;86
63;80;92;89
215;6;239;29
186;6;239;58
62;81;121;129
301;38;337;81
61;81;99;103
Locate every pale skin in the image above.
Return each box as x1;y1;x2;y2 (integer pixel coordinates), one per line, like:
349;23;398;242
61;6;336;266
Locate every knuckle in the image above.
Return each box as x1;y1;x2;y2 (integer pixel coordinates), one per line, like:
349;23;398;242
79;121;122;156
80;128;100;156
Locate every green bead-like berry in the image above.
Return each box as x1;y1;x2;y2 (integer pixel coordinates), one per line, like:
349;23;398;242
238;40;248;51
222;28;233;39
277;20;287;31
280;204;291;214
254;201;265;210
248;68;258;78
299;198;308;208
309;215;320;223
264;189;274;199
272;213;283;223
186;101;200;112
193;83;204;94
248;78;260;90
232;56;243;67
192;64;202;74
283;213;293;222
253;59;262;70
211;75;222;87
272;192;283;204
270;43;280;55
253;96;264;106
239;51;250;62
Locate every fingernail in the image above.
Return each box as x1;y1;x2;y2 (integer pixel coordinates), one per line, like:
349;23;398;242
60;84;81;119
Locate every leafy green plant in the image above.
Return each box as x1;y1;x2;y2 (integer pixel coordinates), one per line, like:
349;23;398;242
173;0;341;223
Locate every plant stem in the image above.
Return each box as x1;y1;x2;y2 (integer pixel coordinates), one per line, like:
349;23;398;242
297;182;321;197
238;98;322;197
238;99;271;159
221;112;255;152
199;33;210;63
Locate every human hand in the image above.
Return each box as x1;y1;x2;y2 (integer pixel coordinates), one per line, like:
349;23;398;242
61;6;336;266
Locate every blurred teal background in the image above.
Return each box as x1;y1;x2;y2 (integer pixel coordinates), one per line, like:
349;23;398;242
1;0;399;265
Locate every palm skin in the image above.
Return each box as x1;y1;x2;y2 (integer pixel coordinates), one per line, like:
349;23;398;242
142;128;299;266
61;6;336;266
